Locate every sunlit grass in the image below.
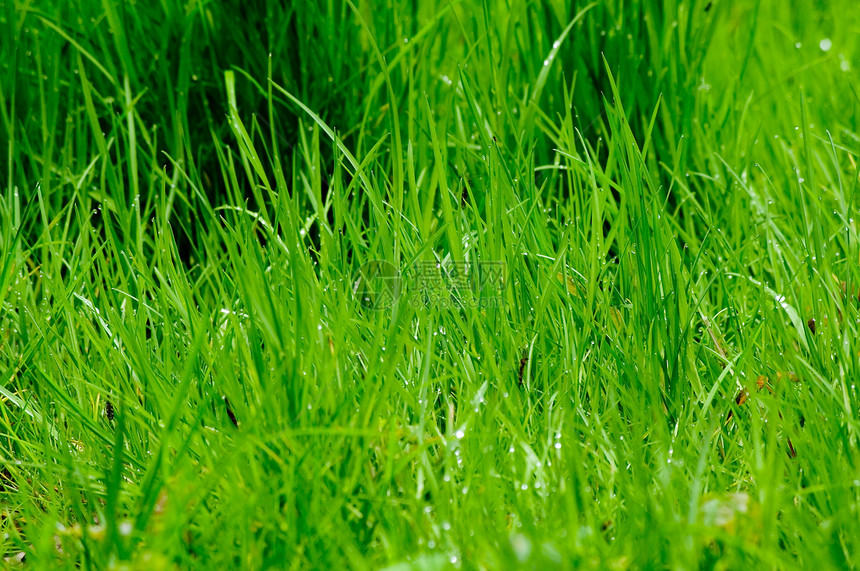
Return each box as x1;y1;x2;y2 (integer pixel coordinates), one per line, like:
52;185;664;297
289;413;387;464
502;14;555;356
2;0;860;568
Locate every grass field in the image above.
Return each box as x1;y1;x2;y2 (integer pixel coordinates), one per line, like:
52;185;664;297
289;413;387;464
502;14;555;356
2;0;860;568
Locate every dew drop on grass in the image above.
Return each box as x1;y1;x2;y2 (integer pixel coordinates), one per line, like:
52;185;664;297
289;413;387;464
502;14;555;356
820;38;832;51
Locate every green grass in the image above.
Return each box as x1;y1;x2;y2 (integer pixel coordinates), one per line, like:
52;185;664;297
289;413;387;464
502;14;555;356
2;0;860;568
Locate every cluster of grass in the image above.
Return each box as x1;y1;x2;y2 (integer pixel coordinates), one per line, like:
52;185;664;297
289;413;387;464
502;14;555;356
2;0;860;568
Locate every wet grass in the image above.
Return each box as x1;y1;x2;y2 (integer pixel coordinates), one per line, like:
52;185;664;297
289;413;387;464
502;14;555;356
2;0;860;568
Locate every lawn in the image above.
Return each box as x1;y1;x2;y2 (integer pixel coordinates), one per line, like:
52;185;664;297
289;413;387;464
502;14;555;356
2;0;860;568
